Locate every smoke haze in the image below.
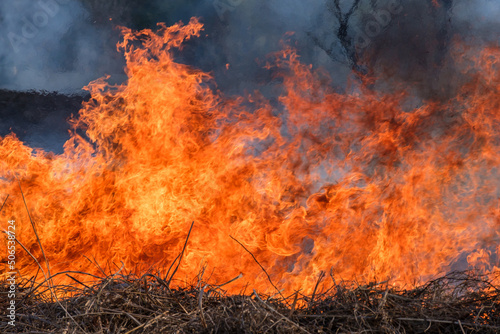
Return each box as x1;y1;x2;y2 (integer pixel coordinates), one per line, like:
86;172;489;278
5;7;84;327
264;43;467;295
0;0;498;92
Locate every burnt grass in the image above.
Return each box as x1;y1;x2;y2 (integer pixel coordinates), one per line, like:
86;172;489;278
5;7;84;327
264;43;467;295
0;89;89;153
1;270;499;334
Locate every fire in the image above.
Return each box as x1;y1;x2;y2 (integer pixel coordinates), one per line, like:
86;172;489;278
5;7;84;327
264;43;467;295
1;18;499;295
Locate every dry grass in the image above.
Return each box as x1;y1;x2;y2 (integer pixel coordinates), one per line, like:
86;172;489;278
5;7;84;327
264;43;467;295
1;269;499;334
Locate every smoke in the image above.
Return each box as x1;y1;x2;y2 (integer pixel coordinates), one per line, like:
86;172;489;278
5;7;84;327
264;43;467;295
147;0;499;98
0;0;498;94
453;0;500;40
139;0;328;95
349;0;500;100
0;0;125;93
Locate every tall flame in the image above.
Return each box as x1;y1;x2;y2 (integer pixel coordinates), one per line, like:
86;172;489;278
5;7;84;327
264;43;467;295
1;18;499;294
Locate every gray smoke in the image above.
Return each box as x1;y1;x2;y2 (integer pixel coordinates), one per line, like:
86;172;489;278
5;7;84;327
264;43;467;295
0;0;125;93
1;0;498;94
348;0;500;100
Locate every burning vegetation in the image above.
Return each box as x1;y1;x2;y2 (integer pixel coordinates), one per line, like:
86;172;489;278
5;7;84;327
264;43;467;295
1;12;499;333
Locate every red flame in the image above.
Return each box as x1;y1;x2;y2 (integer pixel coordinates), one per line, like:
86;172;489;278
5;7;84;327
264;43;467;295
1;18;499;294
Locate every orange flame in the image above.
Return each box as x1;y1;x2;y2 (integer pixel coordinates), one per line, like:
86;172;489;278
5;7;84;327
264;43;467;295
1;18;499;294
